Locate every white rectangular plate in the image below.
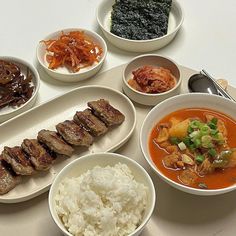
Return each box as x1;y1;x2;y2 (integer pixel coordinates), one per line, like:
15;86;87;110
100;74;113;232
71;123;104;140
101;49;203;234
0;85;136;203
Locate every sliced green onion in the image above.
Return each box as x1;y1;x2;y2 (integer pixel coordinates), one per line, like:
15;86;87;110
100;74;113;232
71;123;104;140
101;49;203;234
178;142;187;151
208;122;217;130
211;117;218;125
196;155;205;163
214;132;225;144
208;148;217;157
190;120;201;128
210;129;219;136
189;130;200;138
193;138;201;148
169;137;181;145
189;144;196;151
200;125;210;135
201;135;213;148
188;126;194;133
182;154;194;165
183;136;192;147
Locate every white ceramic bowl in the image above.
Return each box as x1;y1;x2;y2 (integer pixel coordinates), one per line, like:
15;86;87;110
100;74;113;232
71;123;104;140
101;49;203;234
37;28;107;82
122;54;182;106
140;93;236;196
97;0;184;52
49;152;156;236
0;56;40;123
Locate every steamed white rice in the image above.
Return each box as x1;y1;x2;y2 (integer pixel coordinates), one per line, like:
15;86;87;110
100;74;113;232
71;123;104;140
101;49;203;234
55;163;147;236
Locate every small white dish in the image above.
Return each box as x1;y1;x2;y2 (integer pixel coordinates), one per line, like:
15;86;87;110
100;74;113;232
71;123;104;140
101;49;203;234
36;28;107;82
122;54;182;106
49;152;156;236
140;93;236;196
97;0;184;52
0;85;136;203
0;56;40;123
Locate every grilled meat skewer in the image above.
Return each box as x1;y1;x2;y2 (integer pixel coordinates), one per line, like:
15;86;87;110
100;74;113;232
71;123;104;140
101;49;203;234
22;139;54;171
1;146;35;175
0;160;21;195
88;99;125;126
37;130;74;157
56;120;94;147
73;109;108;137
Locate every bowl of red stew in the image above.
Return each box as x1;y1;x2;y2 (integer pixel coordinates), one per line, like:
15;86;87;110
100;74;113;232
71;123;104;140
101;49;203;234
122;54;181;106
140;93;236;195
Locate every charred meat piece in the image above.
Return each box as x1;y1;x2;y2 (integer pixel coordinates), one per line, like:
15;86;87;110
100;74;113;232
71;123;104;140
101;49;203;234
73;109;108;136
21;139;54;171
37;129;74;157
1;146;35;175
88;99;125;127
56;120;94;147
0;160;21;195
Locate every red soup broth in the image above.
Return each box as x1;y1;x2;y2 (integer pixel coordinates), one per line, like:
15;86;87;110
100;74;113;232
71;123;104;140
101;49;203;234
148;108;236;189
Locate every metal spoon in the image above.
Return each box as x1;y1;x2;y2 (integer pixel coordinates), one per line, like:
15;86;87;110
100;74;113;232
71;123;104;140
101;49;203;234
201;70;236;102
188;71;236;102
188;74;219;95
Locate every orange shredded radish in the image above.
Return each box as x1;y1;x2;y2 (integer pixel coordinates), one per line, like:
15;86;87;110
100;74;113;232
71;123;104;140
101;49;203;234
41;31;103;72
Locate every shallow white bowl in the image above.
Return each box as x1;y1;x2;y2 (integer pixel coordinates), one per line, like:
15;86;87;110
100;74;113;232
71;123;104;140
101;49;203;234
37;28;107;82
140;93;236;196
0;56;40;123
122;54;182;106
49;152;156;236
97;0;184;52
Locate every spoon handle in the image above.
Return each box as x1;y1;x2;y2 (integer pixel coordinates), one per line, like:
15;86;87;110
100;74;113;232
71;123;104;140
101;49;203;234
201;69;236;102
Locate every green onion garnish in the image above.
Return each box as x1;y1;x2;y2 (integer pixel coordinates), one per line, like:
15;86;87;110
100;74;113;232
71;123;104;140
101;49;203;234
211;117;218;125
183;136;192;147
208;148;217;157
178;142;187;151
210;129;219;136
196;155;205;163
200;125;210;135
169;137;181;145
190;120;201;128
188;126;194;133
193;138;201;148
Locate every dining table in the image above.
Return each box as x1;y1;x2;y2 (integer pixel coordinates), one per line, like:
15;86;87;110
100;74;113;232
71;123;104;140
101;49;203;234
1;0;236;235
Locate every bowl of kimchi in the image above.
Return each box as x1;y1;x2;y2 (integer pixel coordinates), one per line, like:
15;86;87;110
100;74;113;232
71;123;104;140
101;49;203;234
122;54;182;106
37;28;107;82
140;93;236;195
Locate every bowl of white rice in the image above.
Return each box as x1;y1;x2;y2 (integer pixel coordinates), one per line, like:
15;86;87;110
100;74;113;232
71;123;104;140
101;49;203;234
48;152;156;236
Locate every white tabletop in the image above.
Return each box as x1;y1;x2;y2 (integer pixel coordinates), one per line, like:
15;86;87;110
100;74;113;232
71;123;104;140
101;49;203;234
1;0;236;235
1;0;236;104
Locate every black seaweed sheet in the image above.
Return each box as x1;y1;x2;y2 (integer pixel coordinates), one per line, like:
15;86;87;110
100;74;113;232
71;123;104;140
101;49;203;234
111;0;172;40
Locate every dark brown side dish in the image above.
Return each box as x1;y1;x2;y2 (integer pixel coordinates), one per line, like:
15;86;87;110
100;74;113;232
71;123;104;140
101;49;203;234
0;99;125;195
0;59;34;110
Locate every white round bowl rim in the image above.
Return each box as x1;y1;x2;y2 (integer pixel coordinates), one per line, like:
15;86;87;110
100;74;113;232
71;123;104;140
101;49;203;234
49;152;156;236
36;28;107;76
140;93;236;194
0;56;40;116
96;0;184;43
123;54;182;97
